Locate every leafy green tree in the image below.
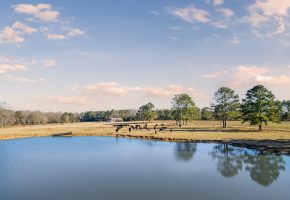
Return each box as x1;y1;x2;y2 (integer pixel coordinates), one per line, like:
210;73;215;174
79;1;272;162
156;109;173;120
241;85;282;132
281;100;290;121
15;111;25;125
212;87;240;128
171;93;199;125
137;102;157;122
201;107;214;120
61;112;75;123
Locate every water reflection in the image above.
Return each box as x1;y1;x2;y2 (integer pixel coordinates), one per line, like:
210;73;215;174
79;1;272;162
175;143;197;161
243;152;285;186
210;144;243;177
210;144;286;186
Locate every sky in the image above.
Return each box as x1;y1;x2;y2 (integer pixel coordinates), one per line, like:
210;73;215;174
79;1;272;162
1;0;290;112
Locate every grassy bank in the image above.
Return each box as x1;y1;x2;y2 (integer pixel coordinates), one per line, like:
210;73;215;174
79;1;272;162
0;120;290;141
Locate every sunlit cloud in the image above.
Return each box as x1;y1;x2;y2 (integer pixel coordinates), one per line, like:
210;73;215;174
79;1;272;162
85;82;209;100
213;0;224;6
170;4;211;24
4;75;44;82
202;71;228;78
13;4;60;22
229;36;241;44
242;0;290;36
67;28;86;37
45;33;67;40
0;22;37;44
206;65;290;88
217;8;234;18
0;64;27;74
49;96;87;105
42;59;56;68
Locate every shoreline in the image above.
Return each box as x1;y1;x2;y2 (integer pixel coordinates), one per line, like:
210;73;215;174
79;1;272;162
1;121;290;155
0;132;290;156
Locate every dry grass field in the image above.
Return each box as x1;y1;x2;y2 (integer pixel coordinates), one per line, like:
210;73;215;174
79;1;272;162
0;120;290;141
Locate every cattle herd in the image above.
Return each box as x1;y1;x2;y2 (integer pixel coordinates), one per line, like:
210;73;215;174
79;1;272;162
114;123;174;134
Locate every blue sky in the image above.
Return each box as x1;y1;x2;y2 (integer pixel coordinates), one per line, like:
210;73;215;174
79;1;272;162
1;0;290;112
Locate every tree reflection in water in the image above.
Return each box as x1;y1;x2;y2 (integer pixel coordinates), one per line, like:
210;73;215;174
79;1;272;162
243;151;285;186
211;144;286;186
210;144;243;177
175;143;197;161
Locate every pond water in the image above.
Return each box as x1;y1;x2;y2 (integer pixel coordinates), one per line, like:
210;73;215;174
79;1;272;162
0;137;289;200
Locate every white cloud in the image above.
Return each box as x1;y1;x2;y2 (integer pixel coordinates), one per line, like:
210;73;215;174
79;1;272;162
226;65;290;87
229;36;241;44
0;56;14;63
170;4;211;24
43;28;85;40
213;0;224;6
12;22;37;34
4;75;44;82
0;27;24;44
150;11;161;16
255;75;290;85
45;33;67;40
242;12;269;27
85;82;139;96
42;59;56;68
13;4;60;22
49;96;87;105
217;8;234;17
85;82;208;100
0;63;27;74
67;28;85;37
268;17;286;36
142;84;208;99
0;22;37;44
248;0;290;17
211;20;228;29
202;71;227;78
242;0;290;36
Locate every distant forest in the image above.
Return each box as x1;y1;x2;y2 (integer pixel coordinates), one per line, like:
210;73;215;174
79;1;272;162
1;85;290;131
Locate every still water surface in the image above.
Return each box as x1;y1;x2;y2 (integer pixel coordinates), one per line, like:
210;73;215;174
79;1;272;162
0;137;289;200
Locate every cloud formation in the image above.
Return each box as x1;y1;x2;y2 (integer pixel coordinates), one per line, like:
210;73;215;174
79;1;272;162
242;0;290;36
13;4;60;22
42;59;56;68
170;4;211;24
0;64;27;74
229;36;241;44
49;96;87;105
85;82;208;100
0;22;37;44
217;8;234;18
204;65;290;88
202;71;227;78
45;33;67;40
213;0;224;6
4;75;44;82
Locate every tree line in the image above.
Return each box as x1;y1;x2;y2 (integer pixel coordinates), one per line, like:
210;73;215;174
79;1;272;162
1;85;290;131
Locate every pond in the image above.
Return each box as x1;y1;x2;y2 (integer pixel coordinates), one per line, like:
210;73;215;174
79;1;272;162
0;137;289;200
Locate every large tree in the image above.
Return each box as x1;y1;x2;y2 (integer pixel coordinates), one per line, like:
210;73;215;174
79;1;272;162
137;102;157;122
172;93;199;125
201;107;214;120
241;85;281;132
281;100;290;121
212;87;240;128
